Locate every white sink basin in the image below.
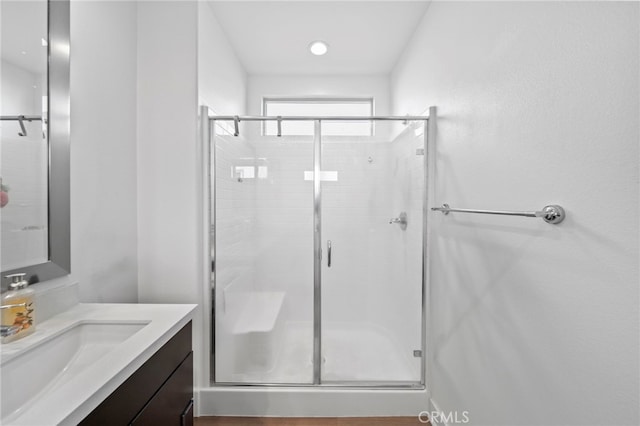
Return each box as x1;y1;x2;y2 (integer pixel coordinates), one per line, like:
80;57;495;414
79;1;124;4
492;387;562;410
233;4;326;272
1;321;148;423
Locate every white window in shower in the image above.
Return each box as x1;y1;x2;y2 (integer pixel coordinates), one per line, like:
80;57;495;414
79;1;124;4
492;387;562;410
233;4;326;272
262;97;374;136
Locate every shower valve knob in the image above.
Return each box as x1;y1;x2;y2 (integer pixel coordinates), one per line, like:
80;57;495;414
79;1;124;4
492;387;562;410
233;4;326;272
389;212;408;230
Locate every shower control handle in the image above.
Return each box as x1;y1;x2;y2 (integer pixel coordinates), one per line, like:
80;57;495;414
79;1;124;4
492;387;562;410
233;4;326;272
389;212;408;231
327;240;332;268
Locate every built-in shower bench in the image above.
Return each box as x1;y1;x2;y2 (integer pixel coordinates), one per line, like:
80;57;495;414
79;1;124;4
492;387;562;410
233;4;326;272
228;291;286;372
231;291;285;334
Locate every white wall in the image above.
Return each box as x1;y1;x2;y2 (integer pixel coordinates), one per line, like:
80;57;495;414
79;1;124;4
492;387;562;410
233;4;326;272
136;0;201;368
69;0;138;302
137;0;199;303
198;1;247;115
392;2;639;425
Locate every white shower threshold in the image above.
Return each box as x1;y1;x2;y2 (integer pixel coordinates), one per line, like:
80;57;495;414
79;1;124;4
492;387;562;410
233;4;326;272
196;386;429;417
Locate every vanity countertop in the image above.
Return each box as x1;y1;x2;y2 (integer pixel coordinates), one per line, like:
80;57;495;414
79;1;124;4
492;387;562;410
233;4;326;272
0;303;196;426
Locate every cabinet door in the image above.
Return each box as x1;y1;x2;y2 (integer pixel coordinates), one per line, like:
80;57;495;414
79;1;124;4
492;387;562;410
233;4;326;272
130;352;193;426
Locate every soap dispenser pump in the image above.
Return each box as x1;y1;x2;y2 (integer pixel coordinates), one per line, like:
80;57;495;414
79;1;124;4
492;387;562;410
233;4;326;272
1;273;35;343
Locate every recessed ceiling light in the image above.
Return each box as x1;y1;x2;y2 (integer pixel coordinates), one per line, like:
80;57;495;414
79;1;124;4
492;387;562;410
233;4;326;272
309;41;328;56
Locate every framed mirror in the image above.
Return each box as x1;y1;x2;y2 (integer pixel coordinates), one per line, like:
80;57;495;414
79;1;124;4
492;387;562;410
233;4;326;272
1;0;70;288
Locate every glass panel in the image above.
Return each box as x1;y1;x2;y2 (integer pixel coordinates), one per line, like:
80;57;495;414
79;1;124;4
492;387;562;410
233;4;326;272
320;121;424;383
264;99;373;136
0;0;49;271
213;120;315;384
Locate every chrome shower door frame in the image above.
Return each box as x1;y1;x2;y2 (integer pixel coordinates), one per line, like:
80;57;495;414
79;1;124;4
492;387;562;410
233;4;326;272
313;120;322;385
204;109;436;389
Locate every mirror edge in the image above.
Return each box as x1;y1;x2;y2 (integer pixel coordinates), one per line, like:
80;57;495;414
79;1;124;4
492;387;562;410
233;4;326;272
1;0;70;289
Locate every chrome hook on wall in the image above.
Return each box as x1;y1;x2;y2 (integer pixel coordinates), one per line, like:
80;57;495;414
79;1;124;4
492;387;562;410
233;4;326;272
1;115;44;137
17;115;27;137
277;116;282;137
233;116;240;137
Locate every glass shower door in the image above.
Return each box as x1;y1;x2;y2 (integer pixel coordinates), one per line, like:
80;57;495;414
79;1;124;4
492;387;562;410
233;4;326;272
319;121;425;384
211;116;426;386
213;120;315;384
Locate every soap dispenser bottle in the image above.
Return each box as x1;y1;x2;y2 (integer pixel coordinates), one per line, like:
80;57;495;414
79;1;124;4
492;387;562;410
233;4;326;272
1;273;35;343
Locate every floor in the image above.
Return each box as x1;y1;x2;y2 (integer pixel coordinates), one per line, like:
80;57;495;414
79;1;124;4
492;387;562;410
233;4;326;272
195;417;429;426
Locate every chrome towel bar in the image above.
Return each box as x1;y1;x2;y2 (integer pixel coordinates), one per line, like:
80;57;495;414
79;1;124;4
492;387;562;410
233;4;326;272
431;203;565;224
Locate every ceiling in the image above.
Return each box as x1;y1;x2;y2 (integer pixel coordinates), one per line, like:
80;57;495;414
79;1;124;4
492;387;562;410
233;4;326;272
207;1;431;75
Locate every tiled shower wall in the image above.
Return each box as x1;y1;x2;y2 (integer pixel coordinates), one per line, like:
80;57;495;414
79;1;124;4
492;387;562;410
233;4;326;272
253;137;315;323
250;136;420;334
320;140;396;328
253;130;425;371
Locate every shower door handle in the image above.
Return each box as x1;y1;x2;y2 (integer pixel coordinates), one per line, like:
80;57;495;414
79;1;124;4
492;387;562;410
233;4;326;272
327;240;332;268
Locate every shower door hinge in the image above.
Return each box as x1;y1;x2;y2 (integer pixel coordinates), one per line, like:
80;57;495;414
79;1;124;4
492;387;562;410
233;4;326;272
416;149;425;156
413;350;423;358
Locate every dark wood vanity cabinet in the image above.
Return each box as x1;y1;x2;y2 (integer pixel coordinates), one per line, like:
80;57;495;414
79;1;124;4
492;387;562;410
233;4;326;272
80;321;193;426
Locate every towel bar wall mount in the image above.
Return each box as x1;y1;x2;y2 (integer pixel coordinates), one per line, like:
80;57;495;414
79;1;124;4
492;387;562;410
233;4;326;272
432;204;566;225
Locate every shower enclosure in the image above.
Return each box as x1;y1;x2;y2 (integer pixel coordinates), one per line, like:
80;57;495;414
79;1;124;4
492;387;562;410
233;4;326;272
202;107;435;390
